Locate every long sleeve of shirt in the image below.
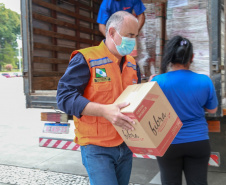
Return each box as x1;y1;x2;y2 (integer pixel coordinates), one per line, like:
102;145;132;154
137;64;141;84
56;53;90;118
56;53;141;118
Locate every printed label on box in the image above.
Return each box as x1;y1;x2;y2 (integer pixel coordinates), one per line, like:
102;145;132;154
120;128;145;142
168;0;188;9
148;112;169;137
134;100;155;122
129;117;182;156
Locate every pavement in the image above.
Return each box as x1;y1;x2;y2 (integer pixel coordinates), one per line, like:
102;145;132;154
0;77;226;185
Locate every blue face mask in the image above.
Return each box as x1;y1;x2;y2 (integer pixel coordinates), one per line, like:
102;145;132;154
112;31;136;56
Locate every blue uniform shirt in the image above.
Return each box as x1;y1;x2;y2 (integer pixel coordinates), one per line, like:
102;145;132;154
57;52;141;118
152;70;218;144
97;0;146;25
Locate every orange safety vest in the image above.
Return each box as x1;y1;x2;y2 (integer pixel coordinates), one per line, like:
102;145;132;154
70;41;138;147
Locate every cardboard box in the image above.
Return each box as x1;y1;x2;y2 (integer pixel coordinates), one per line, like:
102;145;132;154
114;82;182;156
137;2;166;76
166;0;209;75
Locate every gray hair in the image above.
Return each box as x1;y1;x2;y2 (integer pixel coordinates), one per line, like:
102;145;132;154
105;11;138;35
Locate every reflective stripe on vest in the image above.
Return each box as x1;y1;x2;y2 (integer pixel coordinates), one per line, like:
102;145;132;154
90;57;113;68
127;62;136;70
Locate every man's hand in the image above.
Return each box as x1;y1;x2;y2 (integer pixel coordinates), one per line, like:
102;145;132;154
82;102;135;131
102;102;135;131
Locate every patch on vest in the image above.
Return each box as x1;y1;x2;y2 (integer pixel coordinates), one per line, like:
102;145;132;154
94;77;111;83
96;68;107;78
133;79;137;84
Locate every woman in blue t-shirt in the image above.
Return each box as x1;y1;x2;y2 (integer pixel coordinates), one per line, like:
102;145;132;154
150;35;218;185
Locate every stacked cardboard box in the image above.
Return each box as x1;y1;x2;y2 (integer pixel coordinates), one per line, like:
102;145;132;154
166;0;209;75
137;0;209;76
137;2;165;77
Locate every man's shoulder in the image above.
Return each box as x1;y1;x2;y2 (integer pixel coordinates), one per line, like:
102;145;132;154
126;55;136;63
101;0;112;8
78;45;101;55
76;42;109;63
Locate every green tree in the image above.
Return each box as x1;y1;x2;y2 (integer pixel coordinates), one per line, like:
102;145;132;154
0;42;18;68
0;3;20;70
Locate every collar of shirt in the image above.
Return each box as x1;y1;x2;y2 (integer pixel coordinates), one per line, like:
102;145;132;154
101;39;127;70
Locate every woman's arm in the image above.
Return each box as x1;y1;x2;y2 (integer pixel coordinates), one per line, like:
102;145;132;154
205;107;218;114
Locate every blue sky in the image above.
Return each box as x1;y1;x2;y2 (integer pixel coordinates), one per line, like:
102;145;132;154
0;0;21;14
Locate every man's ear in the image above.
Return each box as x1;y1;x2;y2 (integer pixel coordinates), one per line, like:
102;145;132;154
108;27;116;38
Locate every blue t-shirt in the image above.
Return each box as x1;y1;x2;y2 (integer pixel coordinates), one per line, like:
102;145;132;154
97;0;146;25
152;70;218;144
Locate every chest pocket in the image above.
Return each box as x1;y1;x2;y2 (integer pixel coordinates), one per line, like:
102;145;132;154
93;81;113;103
94;81;114;136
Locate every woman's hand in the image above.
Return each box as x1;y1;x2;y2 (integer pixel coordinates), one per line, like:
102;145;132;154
149;74;157;81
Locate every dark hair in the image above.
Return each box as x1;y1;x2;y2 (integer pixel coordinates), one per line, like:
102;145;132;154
160;35;193;73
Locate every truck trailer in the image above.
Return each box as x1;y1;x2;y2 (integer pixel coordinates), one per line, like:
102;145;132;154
21;0;226;174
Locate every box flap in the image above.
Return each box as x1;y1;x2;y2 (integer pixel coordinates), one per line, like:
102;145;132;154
114;82;156;113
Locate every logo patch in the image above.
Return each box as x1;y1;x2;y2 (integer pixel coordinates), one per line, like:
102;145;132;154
96;68;107;78
94;77;111;83
132;79;137;84
123;7;131;10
